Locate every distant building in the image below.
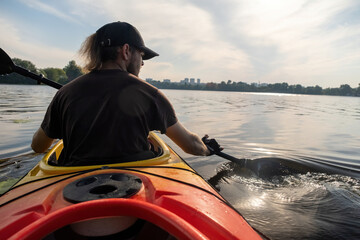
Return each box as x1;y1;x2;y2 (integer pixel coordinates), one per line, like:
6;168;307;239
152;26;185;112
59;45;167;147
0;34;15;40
163;79;171;83
146;78;153;83
180;78;189;84
180;77;201;85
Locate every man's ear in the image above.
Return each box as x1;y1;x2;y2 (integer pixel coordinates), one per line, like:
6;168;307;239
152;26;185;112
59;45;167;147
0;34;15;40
118;44;131;61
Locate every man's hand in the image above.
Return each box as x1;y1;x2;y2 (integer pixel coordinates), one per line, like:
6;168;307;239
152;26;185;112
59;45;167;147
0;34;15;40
202;135;223;155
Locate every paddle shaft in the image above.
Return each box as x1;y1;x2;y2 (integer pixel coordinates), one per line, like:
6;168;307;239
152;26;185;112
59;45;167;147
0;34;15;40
13;65;62;89
214;151;246;166
205;141;246;166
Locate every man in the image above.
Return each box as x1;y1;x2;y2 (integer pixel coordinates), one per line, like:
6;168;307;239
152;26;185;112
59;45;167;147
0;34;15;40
31;21;211;166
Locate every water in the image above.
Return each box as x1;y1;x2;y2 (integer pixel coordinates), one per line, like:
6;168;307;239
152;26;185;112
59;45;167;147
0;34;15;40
0;85;359;239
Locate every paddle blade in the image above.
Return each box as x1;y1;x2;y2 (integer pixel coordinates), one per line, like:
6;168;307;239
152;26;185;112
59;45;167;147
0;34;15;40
0;48;15;75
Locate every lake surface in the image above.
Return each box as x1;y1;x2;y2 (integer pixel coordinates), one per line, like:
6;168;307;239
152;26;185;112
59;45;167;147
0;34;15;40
0;84;359;239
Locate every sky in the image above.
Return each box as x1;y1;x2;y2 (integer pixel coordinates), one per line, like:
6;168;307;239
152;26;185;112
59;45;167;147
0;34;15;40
0;0;359;88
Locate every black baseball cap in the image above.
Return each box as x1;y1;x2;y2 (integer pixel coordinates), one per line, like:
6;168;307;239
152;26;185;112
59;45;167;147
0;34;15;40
96;21;159;60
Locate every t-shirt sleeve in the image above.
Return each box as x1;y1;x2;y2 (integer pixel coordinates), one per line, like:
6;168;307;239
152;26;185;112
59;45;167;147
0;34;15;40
153;90;178;134
41;92;62;139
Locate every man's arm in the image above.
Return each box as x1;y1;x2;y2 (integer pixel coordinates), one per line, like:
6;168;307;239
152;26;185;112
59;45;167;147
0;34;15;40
165;121;210;156
31;127;55;153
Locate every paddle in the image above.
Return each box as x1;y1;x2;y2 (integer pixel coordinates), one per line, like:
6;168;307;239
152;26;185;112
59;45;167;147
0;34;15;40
206;142;360;180
201;135;360;179
0;48;62;89
207;148;310;180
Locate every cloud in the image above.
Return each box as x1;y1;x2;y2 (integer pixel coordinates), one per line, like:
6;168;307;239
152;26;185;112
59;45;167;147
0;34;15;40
19;0;81;24
171;0;360;87
68;0;254;82
0;17;78;69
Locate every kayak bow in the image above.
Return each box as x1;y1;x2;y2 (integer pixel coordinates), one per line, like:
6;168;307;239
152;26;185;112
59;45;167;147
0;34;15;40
0;132;262;240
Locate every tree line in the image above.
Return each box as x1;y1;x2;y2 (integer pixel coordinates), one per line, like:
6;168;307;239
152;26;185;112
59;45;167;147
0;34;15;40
0;58;84;85
149;80;360;97
1;58;359;97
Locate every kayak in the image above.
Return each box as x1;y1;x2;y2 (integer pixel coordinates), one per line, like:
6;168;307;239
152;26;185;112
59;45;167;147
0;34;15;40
0;132;263;240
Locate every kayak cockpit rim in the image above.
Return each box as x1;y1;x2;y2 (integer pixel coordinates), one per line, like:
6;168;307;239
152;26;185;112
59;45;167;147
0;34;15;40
33;132;171;176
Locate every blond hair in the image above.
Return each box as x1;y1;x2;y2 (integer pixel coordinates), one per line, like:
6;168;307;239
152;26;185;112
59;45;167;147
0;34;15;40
79;33;119;72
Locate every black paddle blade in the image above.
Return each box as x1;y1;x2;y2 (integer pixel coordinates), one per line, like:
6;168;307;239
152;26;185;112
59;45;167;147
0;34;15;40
0;48;15;75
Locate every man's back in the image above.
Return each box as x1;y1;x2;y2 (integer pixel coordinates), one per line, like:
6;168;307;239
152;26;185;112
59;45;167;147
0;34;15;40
41;69;177;165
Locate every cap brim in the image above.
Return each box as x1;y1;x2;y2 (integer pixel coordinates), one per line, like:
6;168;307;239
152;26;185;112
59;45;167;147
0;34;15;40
138;46;159;60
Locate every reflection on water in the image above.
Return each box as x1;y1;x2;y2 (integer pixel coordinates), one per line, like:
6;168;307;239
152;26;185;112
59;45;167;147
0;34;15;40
212;162;360;240
0;86;359;239
0;85;56;159
164;89;360;165
0;153;41;192
163;89;360;240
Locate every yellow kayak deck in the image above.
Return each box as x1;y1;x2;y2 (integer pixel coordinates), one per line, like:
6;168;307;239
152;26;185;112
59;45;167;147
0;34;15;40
17;132;194;184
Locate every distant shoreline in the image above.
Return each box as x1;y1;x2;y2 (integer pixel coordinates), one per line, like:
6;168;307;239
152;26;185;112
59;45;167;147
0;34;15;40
1;82;359;98
147;80;360;97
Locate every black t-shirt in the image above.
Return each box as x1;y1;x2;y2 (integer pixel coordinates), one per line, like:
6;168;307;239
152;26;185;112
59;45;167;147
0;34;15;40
41;69;177;165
